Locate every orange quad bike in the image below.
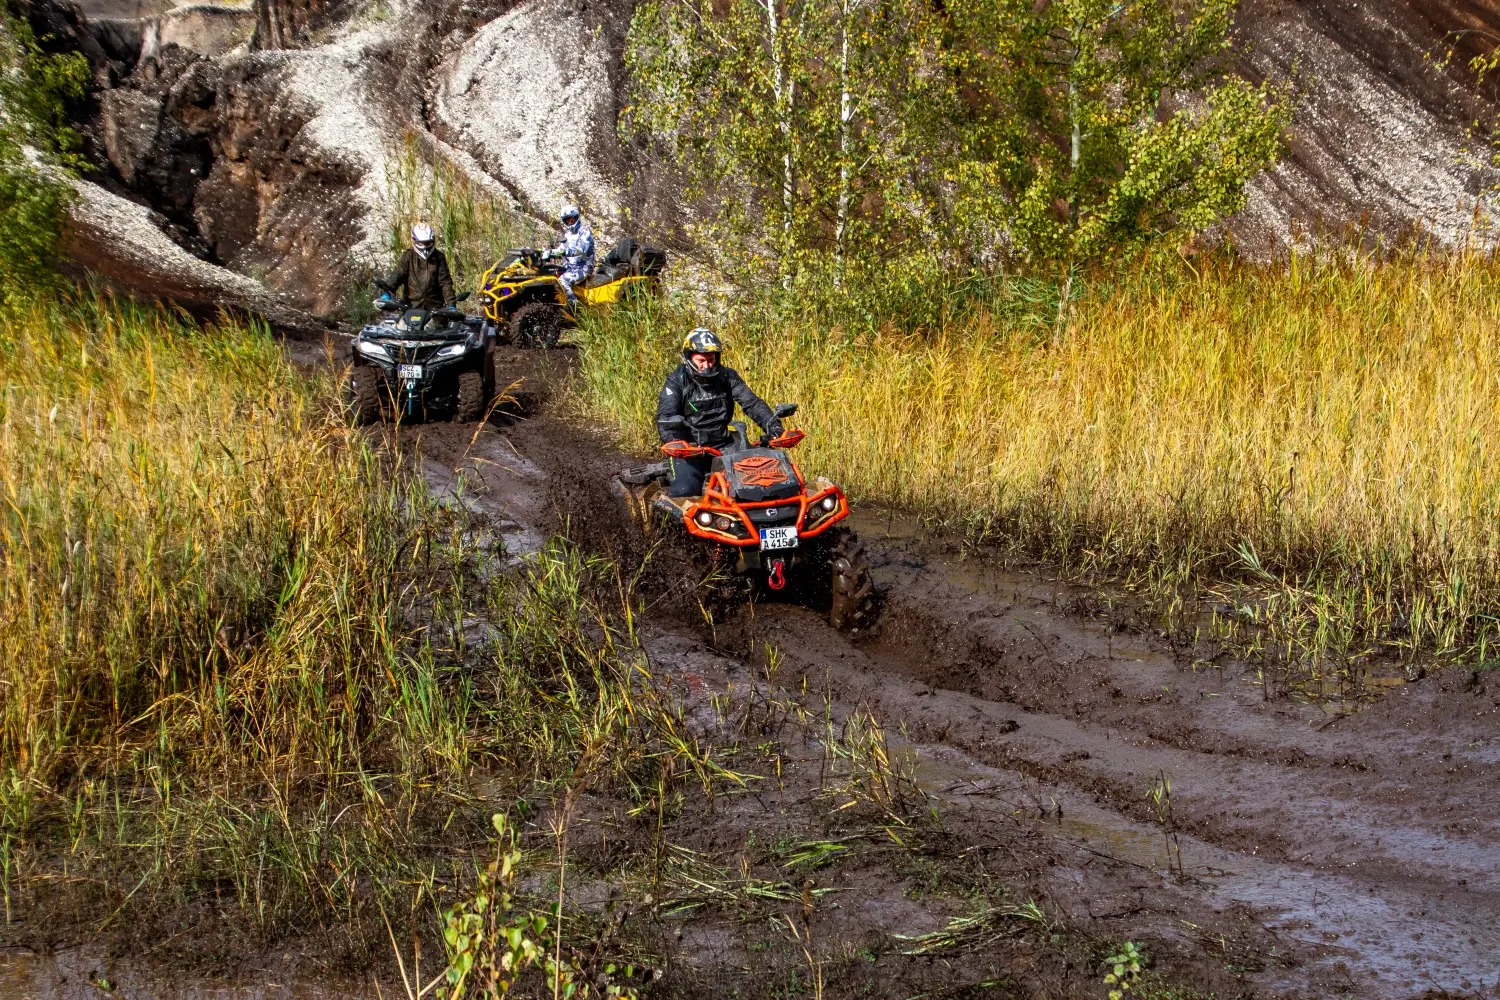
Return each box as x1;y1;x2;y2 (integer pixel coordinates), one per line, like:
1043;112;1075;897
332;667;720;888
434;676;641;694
616;404;877;630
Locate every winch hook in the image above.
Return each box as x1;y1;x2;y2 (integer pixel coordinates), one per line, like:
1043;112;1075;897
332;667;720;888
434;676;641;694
767;558;787;591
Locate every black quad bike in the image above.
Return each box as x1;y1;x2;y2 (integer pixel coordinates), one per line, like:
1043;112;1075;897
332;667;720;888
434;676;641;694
345;289;499;423
616;405;877;631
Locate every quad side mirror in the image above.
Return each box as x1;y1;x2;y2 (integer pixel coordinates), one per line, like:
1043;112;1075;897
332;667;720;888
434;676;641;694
774;403;798;419
661;414;687;430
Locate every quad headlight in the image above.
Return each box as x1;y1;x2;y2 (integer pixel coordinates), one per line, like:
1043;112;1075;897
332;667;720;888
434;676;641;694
802;492;843;531
356;339;391;361
436;343;467;358
692;509;748;537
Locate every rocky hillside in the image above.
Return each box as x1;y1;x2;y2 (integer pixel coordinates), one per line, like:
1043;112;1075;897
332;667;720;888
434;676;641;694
26;0;1500;323
1235;0;1500;254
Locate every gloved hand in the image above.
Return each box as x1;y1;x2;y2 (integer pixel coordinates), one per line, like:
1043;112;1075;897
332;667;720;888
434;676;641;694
766;420;785;439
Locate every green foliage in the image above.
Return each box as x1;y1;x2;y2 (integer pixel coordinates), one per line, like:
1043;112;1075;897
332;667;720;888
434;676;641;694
440;813;640;1000
623;0;1289;274
441;813;551;998
948;0;1290;263
1103;941;1146;1000
0;8;89;299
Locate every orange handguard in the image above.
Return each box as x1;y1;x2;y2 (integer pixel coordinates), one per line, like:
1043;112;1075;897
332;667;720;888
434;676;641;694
767;429;805;449
661;440;722;459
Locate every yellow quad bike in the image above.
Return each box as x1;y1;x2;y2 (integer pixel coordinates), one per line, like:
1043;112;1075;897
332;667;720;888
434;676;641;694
478;237;666;347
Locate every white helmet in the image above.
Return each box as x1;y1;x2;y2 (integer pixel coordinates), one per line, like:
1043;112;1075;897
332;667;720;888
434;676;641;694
412;222;435;258
560;205;581;227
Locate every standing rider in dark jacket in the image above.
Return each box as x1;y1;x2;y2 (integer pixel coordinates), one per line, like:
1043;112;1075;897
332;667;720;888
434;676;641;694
383;223;456;309
657;328;784;497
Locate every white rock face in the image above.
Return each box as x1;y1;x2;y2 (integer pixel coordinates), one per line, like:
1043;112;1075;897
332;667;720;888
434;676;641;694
156;4;255;58
1233;1;1497;253
264;19;406;268
433;0;622;227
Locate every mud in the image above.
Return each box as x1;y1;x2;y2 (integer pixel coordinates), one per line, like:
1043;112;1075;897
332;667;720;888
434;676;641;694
407;347;1500;999
10;341;1498;999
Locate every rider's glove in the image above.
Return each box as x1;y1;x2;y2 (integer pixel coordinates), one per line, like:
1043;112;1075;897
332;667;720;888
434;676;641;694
766;420;785;440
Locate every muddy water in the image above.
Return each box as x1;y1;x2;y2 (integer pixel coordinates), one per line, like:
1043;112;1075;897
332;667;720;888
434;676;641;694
909;743;1500;999
770;511;1500;998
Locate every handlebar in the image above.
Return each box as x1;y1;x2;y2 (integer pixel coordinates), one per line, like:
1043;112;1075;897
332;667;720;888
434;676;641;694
662;429;803;458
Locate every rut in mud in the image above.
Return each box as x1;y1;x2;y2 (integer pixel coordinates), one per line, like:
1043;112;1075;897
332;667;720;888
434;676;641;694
406;345;1500;1000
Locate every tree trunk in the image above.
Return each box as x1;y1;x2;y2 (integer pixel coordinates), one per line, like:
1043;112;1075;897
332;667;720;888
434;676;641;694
835;0;854;277
764;0;796;266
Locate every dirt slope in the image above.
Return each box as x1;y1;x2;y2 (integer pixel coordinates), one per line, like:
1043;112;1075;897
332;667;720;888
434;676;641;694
1234;0;1500;251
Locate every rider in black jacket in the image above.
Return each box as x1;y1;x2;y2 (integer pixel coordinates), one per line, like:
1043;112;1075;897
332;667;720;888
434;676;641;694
383;223;456;309
657;328;783;497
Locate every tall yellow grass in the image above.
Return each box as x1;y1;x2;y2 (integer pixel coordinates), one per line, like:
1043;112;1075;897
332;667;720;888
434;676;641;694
579;252;1500;670
0;291;727;938
0;292;471;928
380;137;549;294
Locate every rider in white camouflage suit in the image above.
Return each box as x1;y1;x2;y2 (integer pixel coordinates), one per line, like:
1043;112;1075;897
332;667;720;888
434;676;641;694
556;205;595;307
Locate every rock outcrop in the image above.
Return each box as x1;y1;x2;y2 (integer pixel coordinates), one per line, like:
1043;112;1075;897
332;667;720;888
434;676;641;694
62;173;313;331
431;0;631;226
37;0;406;323
1234;0;1500;251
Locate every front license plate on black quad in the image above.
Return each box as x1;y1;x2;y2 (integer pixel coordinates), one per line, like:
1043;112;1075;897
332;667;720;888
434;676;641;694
398;364;423;380
760;526;798;550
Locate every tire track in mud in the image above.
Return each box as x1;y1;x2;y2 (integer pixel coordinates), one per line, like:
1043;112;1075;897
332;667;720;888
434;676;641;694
407;346;1500;1000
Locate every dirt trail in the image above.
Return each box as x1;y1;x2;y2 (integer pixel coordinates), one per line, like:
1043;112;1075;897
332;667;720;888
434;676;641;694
407;346;1500;999
11;343;1495;998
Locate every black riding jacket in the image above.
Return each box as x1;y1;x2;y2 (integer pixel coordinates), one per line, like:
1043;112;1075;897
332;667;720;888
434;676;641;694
385;248;456;309
656;363;782;446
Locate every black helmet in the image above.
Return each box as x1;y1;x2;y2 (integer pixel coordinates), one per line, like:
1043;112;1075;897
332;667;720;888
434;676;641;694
682;327;722;357
681;328;723;375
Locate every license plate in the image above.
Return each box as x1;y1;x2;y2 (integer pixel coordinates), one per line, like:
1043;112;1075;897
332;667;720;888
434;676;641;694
398;364;423;379
759;526;798;550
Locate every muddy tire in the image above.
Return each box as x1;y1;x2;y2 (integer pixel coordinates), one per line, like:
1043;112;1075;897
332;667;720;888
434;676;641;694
453;370;485;422
344;368;384;424
510;302;563;348
827;528;876;631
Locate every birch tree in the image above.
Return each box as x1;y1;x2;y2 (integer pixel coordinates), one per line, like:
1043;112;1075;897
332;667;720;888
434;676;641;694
622;0;939;277
623;0;1289;275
